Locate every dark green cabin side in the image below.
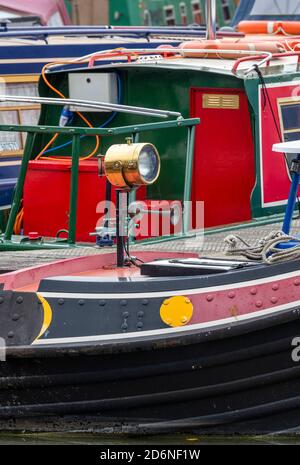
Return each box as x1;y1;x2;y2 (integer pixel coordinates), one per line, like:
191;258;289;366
109;0;237;28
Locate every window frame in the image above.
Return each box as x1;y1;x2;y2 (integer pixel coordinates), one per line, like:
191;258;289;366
179;2;188;26
220;0;232;23
277;96;300;181
0;75;40;158
163;5;176;26
191;0;203;25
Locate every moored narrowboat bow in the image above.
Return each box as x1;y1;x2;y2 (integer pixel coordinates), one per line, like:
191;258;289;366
0;106;299;434
2;0;300;435
0;248;300;434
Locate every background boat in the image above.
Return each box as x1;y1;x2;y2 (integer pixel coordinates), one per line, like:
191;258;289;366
72;0;239;29
232;0;300;26
0;0;71;26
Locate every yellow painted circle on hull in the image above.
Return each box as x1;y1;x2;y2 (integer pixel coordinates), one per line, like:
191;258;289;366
35;293;53;341
160;296;194;327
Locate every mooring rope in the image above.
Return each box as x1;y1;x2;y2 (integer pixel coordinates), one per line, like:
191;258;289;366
224;230;300;264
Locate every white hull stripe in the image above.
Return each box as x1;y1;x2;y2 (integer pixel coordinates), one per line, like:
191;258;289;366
40;269;300;300
33;299;300;346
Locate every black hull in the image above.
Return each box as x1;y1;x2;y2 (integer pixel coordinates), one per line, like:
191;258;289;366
1;305;300;434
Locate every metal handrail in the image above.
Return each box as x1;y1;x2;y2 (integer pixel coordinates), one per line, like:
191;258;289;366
232;50;300;75
0;119;198;136
82;47;277;69
0;96;182;119
0;26;244;40
0;117;200;250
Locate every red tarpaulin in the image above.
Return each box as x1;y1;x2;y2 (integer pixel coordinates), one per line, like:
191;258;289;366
0;0;71;25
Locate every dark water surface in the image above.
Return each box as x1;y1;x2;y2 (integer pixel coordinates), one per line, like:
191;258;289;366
0;433;299;445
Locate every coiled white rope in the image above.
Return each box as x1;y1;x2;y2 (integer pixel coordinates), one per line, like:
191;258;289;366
225;230;300;264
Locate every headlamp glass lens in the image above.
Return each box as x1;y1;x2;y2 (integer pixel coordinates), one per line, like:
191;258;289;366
138;145;159;183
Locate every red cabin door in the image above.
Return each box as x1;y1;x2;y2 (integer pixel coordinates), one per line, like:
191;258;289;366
191;88;255;228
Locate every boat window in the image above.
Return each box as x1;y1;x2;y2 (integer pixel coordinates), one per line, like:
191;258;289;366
278;99;300;139
180;2;188;26
0;77;40;157
221;0;231;22
191;0;204;25
0;110;21;153
164;5;176;26
278;98;300;176
143;9;152;26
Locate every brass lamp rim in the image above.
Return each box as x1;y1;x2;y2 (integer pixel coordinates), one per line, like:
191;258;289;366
104;142;161;189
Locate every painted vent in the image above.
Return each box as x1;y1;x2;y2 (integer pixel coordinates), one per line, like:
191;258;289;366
203;94;240;110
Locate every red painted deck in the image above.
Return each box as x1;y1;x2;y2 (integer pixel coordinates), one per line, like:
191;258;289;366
0;252;195;292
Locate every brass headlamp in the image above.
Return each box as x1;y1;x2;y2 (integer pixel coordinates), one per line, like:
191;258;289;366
104;139;161;189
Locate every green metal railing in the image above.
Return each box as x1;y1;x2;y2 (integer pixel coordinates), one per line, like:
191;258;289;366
0;117;199;251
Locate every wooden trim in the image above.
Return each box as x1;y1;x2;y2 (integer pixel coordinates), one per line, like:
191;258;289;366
282;128;300;135
0;151;23;157
0;75;39;84
0;105;40;112
277;97;300;107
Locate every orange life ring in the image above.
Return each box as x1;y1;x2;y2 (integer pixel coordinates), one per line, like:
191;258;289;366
180;40;285;59
237;36;300;52
238;21;300;36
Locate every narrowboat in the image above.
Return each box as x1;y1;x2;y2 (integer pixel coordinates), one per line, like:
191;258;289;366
1;0;300;434
107;0;238;29
0;16;221;213
0;0;71;26
14;2;300;235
